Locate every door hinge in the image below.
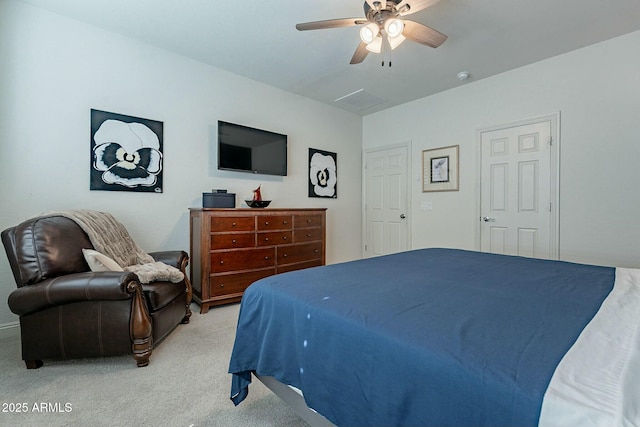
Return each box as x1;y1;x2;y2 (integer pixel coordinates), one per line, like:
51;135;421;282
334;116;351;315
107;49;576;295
548;136;553;146
548;202;552;212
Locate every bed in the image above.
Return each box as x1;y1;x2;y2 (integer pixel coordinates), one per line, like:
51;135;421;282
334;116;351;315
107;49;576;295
228;248;640;426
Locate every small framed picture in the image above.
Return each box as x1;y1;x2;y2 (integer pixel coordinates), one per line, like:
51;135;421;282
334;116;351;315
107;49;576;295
422;145;459;192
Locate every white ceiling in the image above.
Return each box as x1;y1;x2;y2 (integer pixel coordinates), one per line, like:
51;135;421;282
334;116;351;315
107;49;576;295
20;0;640;115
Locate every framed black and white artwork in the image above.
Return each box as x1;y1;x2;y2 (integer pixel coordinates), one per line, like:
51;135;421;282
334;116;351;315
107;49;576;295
90;109;164;193
308;148;337;198
422;145;459;192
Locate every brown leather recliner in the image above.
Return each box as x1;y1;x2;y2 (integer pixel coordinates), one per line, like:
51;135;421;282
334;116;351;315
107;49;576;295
2;214;192;369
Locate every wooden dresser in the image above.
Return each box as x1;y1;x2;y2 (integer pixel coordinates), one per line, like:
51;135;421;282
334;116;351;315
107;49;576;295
189;208;327;313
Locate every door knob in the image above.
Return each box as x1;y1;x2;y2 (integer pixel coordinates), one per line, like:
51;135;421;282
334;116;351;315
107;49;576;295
400;214;406;219
482;216;496;222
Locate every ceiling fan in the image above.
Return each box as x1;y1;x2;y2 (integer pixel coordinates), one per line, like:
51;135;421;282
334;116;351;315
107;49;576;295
296;0;447;65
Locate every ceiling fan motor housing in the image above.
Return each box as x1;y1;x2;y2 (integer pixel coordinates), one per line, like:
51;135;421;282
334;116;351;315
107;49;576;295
365;1;400;24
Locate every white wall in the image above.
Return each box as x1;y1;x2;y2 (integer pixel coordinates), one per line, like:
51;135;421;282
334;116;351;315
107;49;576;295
364;30;640;269
0;0;363;333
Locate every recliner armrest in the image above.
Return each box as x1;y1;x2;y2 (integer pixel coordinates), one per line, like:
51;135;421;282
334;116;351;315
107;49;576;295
149;250;188;270
8;271;141;316
148;250;193;313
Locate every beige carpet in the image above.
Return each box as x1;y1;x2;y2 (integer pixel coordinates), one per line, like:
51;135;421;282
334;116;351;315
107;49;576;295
0;303;310;427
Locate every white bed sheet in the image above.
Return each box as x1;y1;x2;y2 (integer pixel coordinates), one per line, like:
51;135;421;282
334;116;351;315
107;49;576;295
540;267;640;427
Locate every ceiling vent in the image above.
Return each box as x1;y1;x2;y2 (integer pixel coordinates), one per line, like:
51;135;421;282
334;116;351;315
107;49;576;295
334;89;386;111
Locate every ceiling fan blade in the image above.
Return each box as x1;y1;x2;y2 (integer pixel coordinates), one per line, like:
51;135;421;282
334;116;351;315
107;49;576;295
296;18;366;31
396;0;440;16
402;20;447;48
350;41;370;64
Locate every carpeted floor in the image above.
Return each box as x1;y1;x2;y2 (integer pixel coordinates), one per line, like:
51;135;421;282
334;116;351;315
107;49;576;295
0;303;310;427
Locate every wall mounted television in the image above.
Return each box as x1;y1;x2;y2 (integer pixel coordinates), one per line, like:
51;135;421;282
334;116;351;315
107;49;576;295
218;121;288;176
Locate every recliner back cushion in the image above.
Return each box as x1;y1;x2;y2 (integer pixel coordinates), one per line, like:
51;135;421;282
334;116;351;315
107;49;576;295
10;216;93;286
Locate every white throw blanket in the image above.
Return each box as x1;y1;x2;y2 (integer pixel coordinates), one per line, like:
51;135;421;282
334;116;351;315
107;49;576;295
51;210;184;284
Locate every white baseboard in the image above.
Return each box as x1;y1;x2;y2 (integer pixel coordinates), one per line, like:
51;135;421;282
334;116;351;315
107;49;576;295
0;321;20;340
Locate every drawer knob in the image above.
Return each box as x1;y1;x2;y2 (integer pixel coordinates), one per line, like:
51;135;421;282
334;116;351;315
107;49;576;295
232;239;237;244
314;249;319;253
232;222;236;227
265;237;269;241
283;220;287;224
283;253;288;257
307;234;312;237
264;256;270;260
307;219;311;223
220;260;224;265
220;284;224;288
283;236;287;240
265;221;269;225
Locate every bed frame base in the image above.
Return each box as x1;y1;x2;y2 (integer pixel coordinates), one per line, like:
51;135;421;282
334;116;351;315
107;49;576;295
255;374;336;427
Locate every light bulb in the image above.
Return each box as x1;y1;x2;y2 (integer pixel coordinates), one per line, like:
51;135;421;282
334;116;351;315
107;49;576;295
360;23;379;44
384;18;404;38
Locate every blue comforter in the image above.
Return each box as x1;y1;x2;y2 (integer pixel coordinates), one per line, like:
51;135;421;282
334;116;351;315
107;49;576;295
229;249;614;426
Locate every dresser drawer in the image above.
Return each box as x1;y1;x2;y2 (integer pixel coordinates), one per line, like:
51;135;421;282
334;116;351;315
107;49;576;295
257;215;293;231
294;213;323;229
209;268;275;296
210;232;255;250
293;227;323;242
211;216;254;232
277;242;323;265
257;230;292;246
211;248;275;273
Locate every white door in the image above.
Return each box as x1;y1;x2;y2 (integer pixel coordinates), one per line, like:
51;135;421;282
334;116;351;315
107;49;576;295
479;116;558;259
364;144;410;257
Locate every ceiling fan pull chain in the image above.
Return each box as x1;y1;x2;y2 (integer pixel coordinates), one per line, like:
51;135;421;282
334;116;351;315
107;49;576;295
382;36;392;67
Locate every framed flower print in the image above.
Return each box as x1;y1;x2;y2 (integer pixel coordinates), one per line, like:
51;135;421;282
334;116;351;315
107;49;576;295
308;148;337;198
90;109;163;193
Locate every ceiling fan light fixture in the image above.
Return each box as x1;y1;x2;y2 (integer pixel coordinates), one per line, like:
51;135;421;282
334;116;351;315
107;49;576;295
365;36;383;53
384;18;404;38
360;23;380;44
388;33;406;50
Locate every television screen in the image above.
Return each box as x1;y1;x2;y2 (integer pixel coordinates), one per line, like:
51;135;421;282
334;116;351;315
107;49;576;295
218;121;287;176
